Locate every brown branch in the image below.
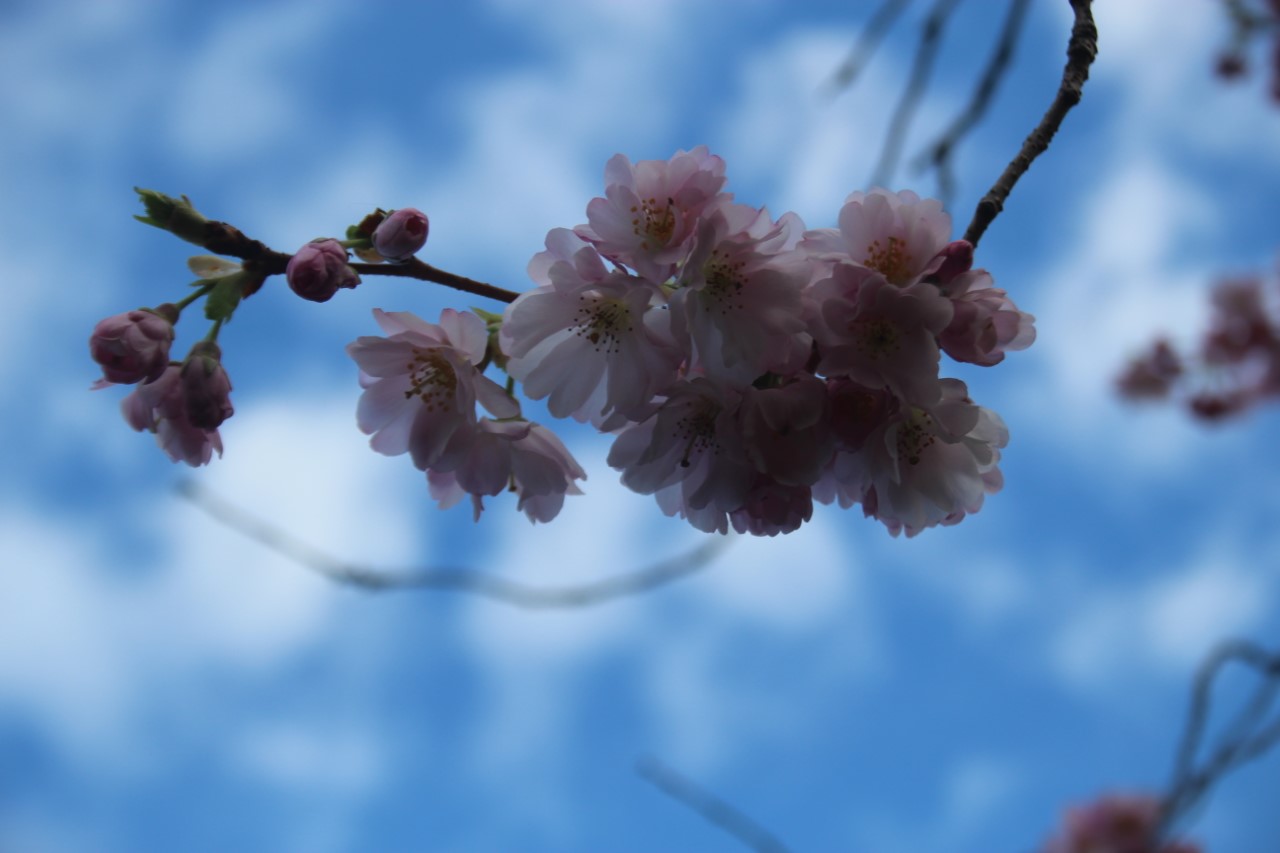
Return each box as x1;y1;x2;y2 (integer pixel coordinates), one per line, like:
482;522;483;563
962;0;1097;249
635;756;793;853
913;0;1031;206
870;0;964;190
349;258;520;304
176;480;732;608
826;0;916;94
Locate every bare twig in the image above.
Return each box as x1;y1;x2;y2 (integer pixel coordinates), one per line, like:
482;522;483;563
635;756;793;853
962;0;1097;249
826;0;916;94
1159;640;1280;839
913;0;1031;206
870;0;964;190
177;480;732;608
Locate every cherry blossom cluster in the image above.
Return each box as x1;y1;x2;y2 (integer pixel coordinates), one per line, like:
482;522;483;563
476;146;1031;536
1039;793;1201;853
1118;263;1280;421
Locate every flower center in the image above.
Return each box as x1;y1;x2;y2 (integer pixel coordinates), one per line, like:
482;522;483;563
631;196;676;250
404;348;457;412
672;401;720;467
572;295;632;354
854;317;900;360
896;410;936;466
864;236;912;283
701;248;746;312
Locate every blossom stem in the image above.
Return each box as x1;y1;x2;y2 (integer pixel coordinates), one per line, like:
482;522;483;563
961;0;1096;249
204;317;225;343
348;259;520;304
173;283;215;313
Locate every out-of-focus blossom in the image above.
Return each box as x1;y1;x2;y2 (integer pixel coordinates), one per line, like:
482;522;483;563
348;308;517;470
180;341;234;430
89;305;176;384
121;364;223;466
501;230;681;425
285;238;360;302
1041;793;1201;853
1116;339;1184;400
576;146;728;282
737;375;834;486
372;207;429;263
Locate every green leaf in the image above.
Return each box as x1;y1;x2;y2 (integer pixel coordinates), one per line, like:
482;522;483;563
203;273;245;323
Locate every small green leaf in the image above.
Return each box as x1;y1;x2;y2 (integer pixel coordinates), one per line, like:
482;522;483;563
203;273;245;323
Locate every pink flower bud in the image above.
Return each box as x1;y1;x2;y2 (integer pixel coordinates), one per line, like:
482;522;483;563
181;341;234;430
285;239;360;302
89;305;177;384
372;207;429;262
931;240;974;285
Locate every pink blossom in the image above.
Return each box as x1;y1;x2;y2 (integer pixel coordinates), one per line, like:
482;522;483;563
608;378;755;533
817;379;1007;537
937;268;1036;366
1041;793;1200;853
348;308;518;470
501;230;681;425
426;419;586;523
89;306;176;384
576;146;729;282
801;188;952;285
121;364;223;466
670;203;813;381
180;341;234;430
737;375;834;486
811;264;953;405
372;207;429;262
285;239;360;302
729;477;813;536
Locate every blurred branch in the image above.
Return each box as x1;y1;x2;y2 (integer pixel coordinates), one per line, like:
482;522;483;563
176;480;732;608
635;756;793;853
912;0;1031;206
961;0;1097;249
1159;639;1280;839
870;0;964;190
826;0;915;94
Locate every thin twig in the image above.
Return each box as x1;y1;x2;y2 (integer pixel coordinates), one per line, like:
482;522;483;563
635;756;793;853
826;0;916;94
349;258;520;304
1159;640;1280;839
962;0;1097;249
869;0;964;190
176;480;731;608
913;0;1031;207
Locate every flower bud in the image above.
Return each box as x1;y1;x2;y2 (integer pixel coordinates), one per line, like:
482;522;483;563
285;238;360;302
89;305;178;384
930;240;974;286
372;207;429;262
181;341;234;429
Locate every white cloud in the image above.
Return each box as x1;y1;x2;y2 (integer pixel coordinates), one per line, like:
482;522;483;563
1052;545;1275;689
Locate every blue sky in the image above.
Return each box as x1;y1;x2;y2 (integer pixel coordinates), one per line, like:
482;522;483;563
3;1;1280;851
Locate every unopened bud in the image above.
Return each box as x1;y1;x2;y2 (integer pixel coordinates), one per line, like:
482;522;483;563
372;207;429;263
133;188;210;246
931;240;974;286
181;341;234;429
285;239;360;302
89;306;178;384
